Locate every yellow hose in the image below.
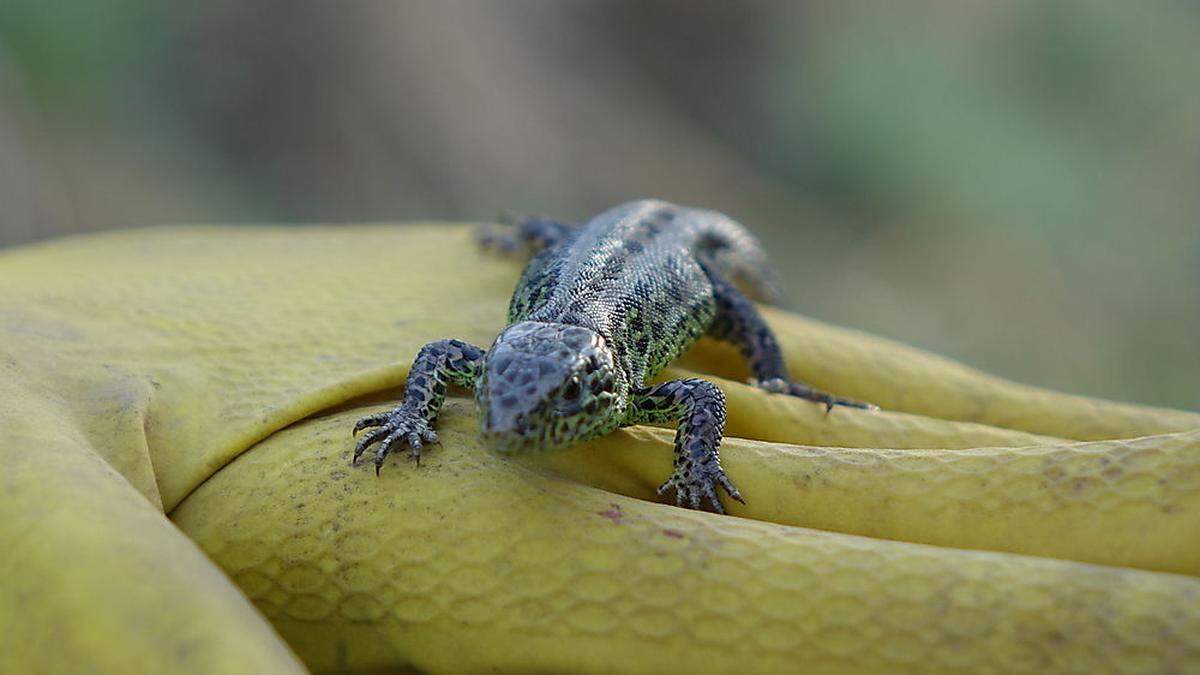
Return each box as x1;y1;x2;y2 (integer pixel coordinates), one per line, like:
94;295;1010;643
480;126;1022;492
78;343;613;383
1;225;1197;673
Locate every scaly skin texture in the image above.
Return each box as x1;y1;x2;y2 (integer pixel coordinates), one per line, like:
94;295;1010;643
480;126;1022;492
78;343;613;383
354;199;871;511
351;339;484;471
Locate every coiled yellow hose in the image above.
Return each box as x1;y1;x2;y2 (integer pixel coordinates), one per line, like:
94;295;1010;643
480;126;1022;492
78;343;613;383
1;225;1196;673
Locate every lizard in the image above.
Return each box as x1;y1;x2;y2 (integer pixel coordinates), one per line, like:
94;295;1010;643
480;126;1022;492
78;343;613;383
352;199;876;513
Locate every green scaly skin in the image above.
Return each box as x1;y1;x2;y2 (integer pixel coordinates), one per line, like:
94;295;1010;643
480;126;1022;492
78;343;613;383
354;199;875;513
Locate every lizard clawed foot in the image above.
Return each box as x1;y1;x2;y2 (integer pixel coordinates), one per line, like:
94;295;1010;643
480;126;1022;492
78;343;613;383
476;223;524;254
752;377;879;412
352;406;439;474
657;462;744;515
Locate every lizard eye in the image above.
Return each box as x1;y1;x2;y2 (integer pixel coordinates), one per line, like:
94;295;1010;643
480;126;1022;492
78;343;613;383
562;377;581;401
590;374;610;395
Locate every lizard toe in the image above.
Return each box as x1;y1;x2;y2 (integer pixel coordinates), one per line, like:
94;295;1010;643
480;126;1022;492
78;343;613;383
699;482;724;514
718;473;745;504
352;426;389;463
352;412;389;435
373;428;408;474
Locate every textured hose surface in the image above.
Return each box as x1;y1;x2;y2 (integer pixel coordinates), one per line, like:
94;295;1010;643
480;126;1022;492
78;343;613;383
175;405;1200;675
1;225;1197;674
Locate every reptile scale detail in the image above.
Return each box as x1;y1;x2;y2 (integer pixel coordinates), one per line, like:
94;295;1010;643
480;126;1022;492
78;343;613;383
353;199;874;513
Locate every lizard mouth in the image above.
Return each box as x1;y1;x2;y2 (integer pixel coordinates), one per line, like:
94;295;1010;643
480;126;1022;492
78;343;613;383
481;429;556;453
479;413;578;454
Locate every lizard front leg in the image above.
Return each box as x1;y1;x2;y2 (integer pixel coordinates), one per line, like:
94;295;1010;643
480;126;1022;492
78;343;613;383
706;270;877;412
353;338;486;473
628;378;743;513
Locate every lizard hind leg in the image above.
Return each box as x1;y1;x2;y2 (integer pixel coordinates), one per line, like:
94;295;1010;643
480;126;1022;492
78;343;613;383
688;208;784;305
704;269;878;412
628;378;743;514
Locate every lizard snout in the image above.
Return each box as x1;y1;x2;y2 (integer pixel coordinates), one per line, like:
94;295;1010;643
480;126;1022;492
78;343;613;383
480;402;526;436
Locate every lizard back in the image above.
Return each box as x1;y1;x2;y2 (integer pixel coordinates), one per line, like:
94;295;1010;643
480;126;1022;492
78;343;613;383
507;200;718;386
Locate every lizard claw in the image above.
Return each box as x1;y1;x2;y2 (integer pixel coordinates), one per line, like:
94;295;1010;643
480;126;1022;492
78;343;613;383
352;412;390;435
752;377;877;412
352;406;436;473
657;463;741;515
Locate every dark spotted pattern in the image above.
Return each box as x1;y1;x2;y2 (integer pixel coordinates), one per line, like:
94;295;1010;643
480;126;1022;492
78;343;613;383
475;321;622;452
353;199;877;513
628;378;741;512
353;339;485;472
706;271;877;412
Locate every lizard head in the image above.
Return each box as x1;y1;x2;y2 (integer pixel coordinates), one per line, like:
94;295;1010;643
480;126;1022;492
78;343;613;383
477;321;623;452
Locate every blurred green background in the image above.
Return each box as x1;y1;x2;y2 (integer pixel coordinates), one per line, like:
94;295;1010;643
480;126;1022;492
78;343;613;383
0;1;1196;410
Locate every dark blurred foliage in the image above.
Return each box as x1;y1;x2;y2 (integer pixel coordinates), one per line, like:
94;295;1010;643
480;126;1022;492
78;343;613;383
0;1;1196;409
